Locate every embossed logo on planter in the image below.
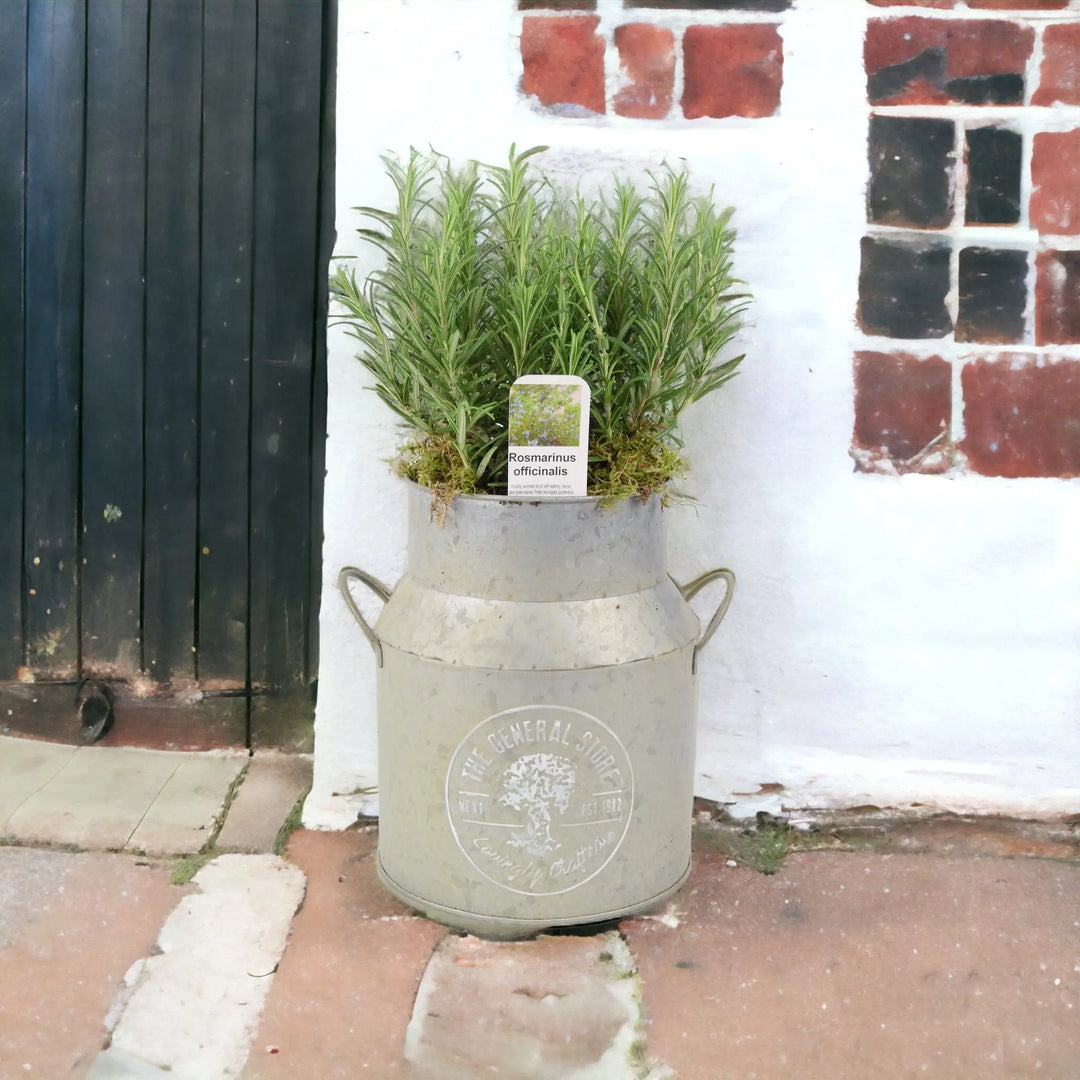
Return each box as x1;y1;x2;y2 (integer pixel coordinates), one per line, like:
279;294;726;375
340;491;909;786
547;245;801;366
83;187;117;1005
446;705;634;895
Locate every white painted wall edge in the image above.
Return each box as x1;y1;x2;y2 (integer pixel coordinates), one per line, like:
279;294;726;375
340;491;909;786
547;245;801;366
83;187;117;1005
308;0;1080;830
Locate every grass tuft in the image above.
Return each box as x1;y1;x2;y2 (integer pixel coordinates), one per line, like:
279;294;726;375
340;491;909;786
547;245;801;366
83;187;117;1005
695;813;820;875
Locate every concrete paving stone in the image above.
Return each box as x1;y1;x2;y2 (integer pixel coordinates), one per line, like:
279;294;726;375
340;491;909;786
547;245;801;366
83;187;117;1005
243;828;447;1079
0;735;77;828
216;752;313;854
125;751;247;856
4;746;182;850
0;848;182;1079
86;1046;173;1078
98;854;306;1080
622;846;1080;1080
404;931;647;1080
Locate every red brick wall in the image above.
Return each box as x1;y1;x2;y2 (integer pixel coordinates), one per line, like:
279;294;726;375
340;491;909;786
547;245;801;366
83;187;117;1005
518;2;788;119
856;4;1080;479
517;1;1080;481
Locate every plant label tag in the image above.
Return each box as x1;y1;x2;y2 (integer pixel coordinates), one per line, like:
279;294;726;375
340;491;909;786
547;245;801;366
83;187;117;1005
507;375;590;498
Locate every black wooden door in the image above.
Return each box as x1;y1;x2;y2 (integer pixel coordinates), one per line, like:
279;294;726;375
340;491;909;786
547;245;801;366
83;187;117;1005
0;0;335;750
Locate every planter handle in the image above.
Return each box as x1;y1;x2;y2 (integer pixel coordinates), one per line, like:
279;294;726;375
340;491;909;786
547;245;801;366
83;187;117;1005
338;566;392;668
676;568;735;672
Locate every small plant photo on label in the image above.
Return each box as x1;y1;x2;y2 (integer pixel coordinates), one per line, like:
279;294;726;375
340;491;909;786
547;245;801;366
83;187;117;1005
509;383;582;447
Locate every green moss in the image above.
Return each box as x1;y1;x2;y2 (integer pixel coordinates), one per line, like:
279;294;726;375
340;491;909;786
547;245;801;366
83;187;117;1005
588;429;686;507
396;435;479;522
170;851;213;886
628;1038;648;1067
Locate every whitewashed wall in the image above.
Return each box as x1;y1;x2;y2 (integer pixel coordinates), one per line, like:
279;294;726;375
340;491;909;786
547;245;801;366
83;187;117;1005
306;0;1080;828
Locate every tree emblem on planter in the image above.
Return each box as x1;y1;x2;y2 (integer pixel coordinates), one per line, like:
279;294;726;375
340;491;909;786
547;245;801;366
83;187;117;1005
498;753;577;856
446;705;634;896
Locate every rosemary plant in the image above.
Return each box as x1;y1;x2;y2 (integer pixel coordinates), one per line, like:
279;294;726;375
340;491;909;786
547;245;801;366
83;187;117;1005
330;145;747;503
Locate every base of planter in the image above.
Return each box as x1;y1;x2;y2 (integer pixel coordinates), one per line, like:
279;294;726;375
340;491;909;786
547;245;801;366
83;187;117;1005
377;855;691;939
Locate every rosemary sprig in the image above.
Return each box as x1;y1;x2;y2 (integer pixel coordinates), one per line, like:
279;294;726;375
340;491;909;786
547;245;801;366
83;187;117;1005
330;145;748;501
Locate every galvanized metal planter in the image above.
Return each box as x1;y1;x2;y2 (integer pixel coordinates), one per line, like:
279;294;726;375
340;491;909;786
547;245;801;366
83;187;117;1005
339;481;733;938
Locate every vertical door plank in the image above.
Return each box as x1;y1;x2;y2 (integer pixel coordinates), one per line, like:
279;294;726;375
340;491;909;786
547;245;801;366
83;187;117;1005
198;0;256;687
81;0;149;675
143;0;202;684
22;0;85;678
305;0;338;700
249;0;325;691
0;1;28;675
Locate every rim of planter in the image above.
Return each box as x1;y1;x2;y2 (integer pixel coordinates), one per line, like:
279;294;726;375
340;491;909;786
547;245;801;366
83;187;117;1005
403;479;654;509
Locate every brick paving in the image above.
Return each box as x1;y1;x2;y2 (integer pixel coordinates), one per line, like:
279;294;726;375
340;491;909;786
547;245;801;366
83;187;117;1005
1;740;1078;1079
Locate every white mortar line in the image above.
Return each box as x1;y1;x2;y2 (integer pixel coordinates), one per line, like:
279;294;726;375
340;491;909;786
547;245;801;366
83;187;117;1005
951;348;967;445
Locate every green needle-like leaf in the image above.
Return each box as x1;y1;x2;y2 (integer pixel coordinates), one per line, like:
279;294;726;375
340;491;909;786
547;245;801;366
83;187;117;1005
330;146;749;502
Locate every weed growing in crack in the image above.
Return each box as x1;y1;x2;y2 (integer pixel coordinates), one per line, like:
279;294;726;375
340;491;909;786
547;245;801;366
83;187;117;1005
743;816;796;875
695;811;821;875
168;761;252;886
274;788;310;856
170;851;212;886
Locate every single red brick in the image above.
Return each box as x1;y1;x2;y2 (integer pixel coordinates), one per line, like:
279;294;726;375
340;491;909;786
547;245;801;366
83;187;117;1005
967;0;1066;7
518;1;596;8
866;17;1033;106
1035;250;1080;344
853;351;952;471
626;0;792;7
681;24;783;120
614;24;675;119
1034;23;1080;106
520;15;606;114
961;356;1080;478
1031;130;1080;235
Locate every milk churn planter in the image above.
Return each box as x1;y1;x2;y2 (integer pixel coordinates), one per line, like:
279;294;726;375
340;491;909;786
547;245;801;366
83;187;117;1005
330;144;748;936
339;484;734;937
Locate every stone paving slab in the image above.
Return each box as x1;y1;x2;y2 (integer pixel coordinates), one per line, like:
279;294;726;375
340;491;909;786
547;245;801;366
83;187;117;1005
0;735;77;826
125;752;246;856
86;1046;173;1077
90;854;306;1080
404;932;649;1080
5;745;183;850
0;739;246;855
216;753;313;854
